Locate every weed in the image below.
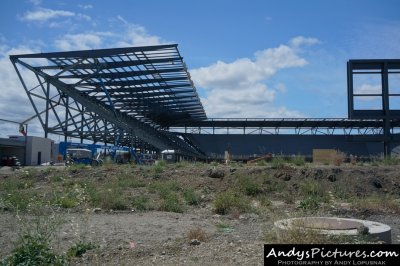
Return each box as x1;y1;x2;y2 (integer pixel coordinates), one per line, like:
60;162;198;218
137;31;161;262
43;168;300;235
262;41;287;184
117;174;145;188
87;186;128;210
238;177;262;196
263;178;286;193
149;181;181;197
213;191;250;215
290;156;306;166
2;214;67;265
3;191;38;211
258;195;272;207
1;178;33;191
216;223;234;233
20;169;39;179
56;197;79;209
282;191;295;204
256;160;267;166
176;161;190;168
132;196;153;211
183;188;200;205
49;176;64;182
299;179;325;198
299;196;320;210
67;241;97;258
187;227;207;242
216;223;230;230
67;163;88;173
271;157;286;169
159;192;184;213
351;194;400;213
381;156;400;166
211;161;219;167
202;186;212;194
298;179;327;209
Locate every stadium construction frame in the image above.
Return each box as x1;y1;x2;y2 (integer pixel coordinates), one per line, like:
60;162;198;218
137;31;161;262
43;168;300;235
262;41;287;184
9;46;400;159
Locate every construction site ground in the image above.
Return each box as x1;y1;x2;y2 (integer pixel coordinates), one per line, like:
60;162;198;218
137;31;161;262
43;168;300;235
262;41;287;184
0;161;400;265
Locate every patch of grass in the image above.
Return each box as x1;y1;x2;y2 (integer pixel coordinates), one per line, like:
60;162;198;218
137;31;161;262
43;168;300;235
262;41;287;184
216;223;234;233
271;157;286;169
216;223;230;230
257;195;272;207
176;160;190;168
263;178;286;193
67;163;88;173
3;191;38;211
299;196;320;211
117;174;146;188
298;179;327;210
87;186;128;210
332;183;351;200
282;191;295;204
2;215;67;265
67;241;97;258
238;177;262;196
159;192;184;213
187;227;207;242
213;191;251;215
183;188;200;205
256;160;268;166
381;156;400;166
20;168;39;179
49;176;64;182
211;161;219;167
151;162;166;178
299;179;325;198
56;197;79;209
149;180;181;197
1;178;33;191
351;194;400;213
290;156;306;166
132;196;153;211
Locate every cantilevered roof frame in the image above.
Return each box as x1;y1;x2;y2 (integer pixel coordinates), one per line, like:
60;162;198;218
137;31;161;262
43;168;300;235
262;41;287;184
19;44;206;126
10;44;207;157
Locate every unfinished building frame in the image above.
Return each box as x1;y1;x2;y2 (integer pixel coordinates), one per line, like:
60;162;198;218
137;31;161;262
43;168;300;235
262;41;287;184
9;45;400;159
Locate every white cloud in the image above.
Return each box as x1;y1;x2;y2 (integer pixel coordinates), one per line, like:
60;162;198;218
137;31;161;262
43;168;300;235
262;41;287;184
54;33;103;50
113;16;167;47
355;84;381;94
29;0;42;6
354;84;382;101
289;36;320;48
275;83;286;93
54;17;168;50
78;4;94;10
191;36;318;117
21;8;75;22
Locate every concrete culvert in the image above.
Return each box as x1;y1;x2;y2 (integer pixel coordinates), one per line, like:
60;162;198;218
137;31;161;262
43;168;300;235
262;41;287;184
274;217;391;243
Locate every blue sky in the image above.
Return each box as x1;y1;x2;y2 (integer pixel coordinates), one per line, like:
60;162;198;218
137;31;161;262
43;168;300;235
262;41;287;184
0;0;400;137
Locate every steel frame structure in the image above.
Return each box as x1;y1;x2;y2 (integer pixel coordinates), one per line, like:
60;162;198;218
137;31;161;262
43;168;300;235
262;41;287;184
170;118;400;137
10;44;206;157
347;59;400;155
9;45;400;158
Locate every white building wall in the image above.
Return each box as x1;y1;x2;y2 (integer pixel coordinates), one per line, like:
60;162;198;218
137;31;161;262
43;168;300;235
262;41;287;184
26;136;52;165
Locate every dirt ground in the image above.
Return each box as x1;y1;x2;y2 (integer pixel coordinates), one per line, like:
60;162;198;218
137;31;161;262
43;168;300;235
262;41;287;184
1;163;400;265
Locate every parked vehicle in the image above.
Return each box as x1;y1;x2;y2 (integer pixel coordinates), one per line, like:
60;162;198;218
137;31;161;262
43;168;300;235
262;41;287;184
1;155;22;169
66;148;102;166
140;154;156;165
